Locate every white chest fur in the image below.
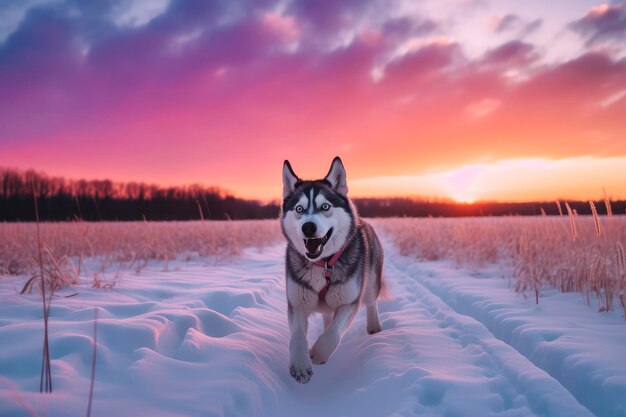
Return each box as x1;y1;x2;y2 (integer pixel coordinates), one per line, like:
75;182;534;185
287;265;361;312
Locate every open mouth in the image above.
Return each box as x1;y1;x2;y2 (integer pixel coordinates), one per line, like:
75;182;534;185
304;228;333;259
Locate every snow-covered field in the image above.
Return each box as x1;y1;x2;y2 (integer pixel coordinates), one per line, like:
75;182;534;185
1;230;626;417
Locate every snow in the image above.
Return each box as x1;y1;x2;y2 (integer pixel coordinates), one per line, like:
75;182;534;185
1;238;625;417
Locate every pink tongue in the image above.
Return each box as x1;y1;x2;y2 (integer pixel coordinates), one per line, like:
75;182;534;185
305;239;322;253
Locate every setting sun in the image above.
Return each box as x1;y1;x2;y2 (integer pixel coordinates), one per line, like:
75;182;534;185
347;156;626;203
441;165;482;204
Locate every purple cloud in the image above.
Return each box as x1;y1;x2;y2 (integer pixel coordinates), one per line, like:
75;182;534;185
482;41;537;67
569;3;626;45
382;16;439;39
288;0;370;33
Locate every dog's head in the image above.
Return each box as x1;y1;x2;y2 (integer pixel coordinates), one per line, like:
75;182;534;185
280;157;356;260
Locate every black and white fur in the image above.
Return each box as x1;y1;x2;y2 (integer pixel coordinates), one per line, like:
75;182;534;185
281;157;385;384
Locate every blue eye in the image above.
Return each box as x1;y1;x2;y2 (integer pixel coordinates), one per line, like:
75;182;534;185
321;203;331;211
295;205;304;213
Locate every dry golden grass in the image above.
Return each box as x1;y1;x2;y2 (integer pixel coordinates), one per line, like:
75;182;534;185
3;216;625;319
373;215;626;318
0;220;282;289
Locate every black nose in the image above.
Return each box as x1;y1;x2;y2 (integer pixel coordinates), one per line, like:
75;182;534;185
302;222;317;238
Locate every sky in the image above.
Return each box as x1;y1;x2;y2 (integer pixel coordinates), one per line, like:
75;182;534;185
0;0;625;203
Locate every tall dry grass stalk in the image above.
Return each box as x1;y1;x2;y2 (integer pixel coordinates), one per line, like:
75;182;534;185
34;193;52;393
617;242;626;320
590;201;602;237
565;202;578;242
556;200;563;216
604;188;613;216
86;308;98;417
514;227;543;304
196;200;205;221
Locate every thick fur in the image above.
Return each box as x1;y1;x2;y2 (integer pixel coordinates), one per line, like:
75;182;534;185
280;157;385;384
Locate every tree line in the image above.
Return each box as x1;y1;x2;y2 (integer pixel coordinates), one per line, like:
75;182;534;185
0;168;621;221
0;168;278;221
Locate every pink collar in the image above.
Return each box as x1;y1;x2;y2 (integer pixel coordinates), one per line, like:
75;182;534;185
312;242;349;302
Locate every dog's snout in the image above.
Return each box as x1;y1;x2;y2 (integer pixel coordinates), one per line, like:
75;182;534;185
302;222;317;238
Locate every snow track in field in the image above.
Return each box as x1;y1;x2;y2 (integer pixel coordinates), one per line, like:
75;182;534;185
398;249;626;417
0;240;624;417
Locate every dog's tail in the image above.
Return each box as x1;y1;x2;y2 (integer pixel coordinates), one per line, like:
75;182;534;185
378;274;393;300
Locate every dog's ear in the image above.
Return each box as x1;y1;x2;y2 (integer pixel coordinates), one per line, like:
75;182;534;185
282;160;299;198
324;156;348;196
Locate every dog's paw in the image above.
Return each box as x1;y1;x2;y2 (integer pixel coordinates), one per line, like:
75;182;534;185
289;357;313;384
289;364;313;384
310;330;340;365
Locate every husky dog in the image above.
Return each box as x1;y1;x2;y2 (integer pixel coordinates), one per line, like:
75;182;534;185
281;156;385;384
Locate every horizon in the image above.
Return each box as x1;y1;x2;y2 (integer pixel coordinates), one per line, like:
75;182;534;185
2;165;623;207
1;1;625;202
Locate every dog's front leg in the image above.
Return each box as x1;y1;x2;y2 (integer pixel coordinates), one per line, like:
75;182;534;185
288;305;313;383
310;301;359;364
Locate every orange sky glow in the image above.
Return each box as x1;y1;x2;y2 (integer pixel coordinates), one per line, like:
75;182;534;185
0;1;624;203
